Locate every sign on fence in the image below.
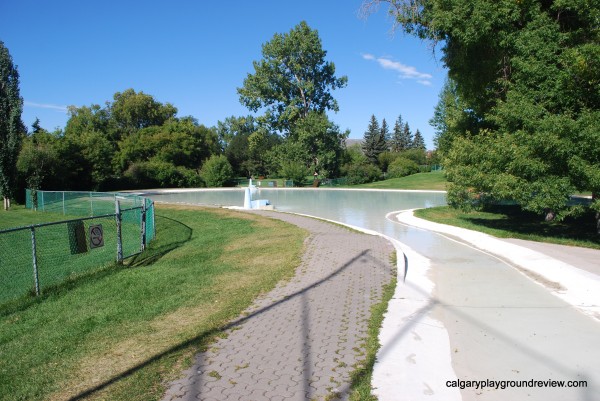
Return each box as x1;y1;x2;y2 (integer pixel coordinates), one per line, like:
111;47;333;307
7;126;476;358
89;224;104;249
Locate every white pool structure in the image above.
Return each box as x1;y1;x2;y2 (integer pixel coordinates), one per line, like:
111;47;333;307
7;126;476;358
143;187;600;401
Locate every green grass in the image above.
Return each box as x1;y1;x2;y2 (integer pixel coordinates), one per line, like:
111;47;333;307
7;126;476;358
354;171;447;190
349;258;397;400
415;205;600;250
0;205;143;305
0;205;307;401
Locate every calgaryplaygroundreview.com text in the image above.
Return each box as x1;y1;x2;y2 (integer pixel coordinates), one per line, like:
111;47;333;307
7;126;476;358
446;379;588;390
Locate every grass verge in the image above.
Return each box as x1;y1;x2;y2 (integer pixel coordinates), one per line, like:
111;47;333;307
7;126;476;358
354;171;447;190
0;204;307;401
349;253;398;400
415;205;600;250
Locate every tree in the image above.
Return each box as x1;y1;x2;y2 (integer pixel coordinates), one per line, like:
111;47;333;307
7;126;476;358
380;118;390;149
0;41;25;209
109;89;177;139
401;122;412;151
412;129;425;150
238;21;348;132
365;0;600;222
362;115;386;165
390;115;405;152
200;155;234;187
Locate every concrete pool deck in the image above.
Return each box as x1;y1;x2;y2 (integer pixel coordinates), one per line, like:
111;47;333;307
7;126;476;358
376;209;600;401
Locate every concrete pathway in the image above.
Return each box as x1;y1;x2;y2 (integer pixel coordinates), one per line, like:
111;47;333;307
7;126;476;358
374;210;600;401
161;211;395;401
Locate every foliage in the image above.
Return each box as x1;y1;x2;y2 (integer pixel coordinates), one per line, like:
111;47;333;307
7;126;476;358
369;0;600;222
17;133;59;192
412;129;426;150
200;155;234;187
116;117;219;171
238;21;347;132
279;161;310;185
387;157;420;178
377;151;398;173
124;160;202;189
342;161;382;185
0;41;25;205
362;115;387;165
390;115;411;152
110;88;177;139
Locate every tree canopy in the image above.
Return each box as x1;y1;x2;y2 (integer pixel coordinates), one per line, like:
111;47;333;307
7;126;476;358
0;41;25;209
368;0;600;221
237;21;348;132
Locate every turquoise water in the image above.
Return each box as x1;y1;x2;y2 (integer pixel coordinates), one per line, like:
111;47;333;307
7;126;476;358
146;188;448;256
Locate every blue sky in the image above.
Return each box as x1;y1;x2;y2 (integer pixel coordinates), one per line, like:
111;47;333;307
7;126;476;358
1;0;447;149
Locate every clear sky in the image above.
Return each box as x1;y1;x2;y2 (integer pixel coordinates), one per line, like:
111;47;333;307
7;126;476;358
0;0;447;149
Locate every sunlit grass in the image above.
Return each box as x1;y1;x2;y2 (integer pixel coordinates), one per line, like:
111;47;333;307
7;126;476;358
0;205;307;401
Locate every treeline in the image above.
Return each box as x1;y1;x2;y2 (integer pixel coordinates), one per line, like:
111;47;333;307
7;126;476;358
341;114;437;185
368;0;599;224
16;89;222;199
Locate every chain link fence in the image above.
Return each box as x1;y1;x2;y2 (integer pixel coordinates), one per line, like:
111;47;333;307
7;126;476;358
0;190;155;305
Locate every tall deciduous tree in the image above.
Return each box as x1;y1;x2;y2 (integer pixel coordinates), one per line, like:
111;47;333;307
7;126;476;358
365;0;600;222
237;21;348;132
0;41;25;209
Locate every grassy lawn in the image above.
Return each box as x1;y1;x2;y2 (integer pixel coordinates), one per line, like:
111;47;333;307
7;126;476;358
0;205;308;401
415;205;600;250
354;171;447;190
0;204;76;229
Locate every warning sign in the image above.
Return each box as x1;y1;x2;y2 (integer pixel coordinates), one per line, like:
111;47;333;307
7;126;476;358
89;224;104;249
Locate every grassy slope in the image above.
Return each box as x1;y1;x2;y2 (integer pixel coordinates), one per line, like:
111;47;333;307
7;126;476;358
415;205;600;250
0;205;307;401
354;171;447;190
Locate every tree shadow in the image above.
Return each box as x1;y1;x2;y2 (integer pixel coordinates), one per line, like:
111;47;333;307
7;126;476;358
67;248;394;400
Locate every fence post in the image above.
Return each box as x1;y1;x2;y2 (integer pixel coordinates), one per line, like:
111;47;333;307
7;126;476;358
62;191;65;215
40;191;45;212
115;200;123;264
90;192;94;216
140;202;147;252
30;227;40;296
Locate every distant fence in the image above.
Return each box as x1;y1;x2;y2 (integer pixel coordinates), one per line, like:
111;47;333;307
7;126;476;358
0;190;155;305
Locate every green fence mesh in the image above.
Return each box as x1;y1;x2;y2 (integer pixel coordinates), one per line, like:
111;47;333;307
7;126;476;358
1;190;155;306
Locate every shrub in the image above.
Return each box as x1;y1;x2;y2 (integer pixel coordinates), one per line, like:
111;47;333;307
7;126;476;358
387;158;420;178
342;162;382;185
124;161;202;188
279;161;310;186
200;155;234;187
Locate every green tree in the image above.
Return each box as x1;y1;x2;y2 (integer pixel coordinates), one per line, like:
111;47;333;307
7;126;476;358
200;155;234;187
0;41;25;209
412;129;426;150
380;118;390;148
390;115;407;152
362;115;386;165
367;0;600;222
110;89;177;139
238;21;348;132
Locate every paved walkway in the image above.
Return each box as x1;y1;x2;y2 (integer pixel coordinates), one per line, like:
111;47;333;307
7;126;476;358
161;211;395;401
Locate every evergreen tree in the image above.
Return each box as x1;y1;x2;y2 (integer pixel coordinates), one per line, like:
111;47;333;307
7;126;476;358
401;122;413;150
412;129;426;150
380;118;390;150
390;115;404;152
0;41;25;209
362;115;386;164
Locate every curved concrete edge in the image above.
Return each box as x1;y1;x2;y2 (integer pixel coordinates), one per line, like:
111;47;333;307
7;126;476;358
395;209;600;321
239;209;461;401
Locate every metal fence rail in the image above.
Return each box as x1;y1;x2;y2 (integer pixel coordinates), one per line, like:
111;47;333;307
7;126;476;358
0;190;155;305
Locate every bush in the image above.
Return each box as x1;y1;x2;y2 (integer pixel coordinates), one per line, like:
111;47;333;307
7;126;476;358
200;155;234;187
279;161;310;186
124;161;202;188
342;162;382;185
387;158;420;178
